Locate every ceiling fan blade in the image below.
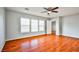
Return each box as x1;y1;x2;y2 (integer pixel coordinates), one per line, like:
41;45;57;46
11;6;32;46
52;7;59;10
40;11;47;13
52;11;58;13
44;7;48;11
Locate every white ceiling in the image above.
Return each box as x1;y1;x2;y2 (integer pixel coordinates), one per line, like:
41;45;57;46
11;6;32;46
6;7;79;18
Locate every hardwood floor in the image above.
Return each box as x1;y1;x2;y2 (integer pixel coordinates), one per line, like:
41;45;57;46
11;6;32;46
2;34;79;52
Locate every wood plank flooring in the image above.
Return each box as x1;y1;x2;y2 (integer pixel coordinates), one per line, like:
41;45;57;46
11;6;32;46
2;34;79;52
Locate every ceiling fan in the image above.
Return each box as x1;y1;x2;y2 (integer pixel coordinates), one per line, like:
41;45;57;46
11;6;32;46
41;7;59;16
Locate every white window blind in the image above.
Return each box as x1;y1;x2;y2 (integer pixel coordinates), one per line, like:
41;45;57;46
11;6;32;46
39;20;45;31
31;19;38;32
21;18;30;33
20;17;45;33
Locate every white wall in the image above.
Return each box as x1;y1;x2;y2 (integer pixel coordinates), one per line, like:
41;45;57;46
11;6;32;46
6;10;47;40
0;8;5;51
62;14;79;38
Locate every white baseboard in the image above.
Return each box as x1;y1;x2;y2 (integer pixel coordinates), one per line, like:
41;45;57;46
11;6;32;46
62;34;79;39
6;33;46;41
6;34;79;42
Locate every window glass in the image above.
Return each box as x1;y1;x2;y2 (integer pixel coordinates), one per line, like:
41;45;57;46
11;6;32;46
39;20;45;31
31;19;38;32
21;18;30;33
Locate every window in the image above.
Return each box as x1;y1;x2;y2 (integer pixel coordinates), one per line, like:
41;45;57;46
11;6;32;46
31;19;38;32
39;20;45;31
20;17;45;33
20;18;30;33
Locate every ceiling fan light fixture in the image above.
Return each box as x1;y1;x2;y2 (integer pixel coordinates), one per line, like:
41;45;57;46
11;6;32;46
48;11;51;14
41;7;59;16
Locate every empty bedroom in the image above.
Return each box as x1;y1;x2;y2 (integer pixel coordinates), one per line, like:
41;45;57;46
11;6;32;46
0;7;79;52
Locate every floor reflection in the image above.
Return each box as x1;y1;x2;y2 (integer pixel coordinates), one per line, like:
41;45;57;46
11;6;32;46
2;34;79;52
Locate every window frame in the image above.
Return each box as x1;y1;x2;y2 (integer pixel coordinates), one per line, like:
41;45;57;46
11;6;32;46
38;20;45;32
20;17;31;34
20;17;46;34
31;19;39;32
